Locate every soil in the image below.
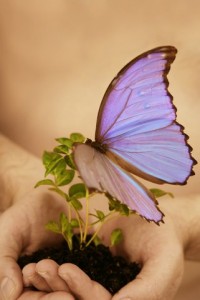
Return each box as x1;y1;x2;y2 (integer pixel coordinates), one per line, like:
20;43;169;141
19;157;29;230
18;236;141;295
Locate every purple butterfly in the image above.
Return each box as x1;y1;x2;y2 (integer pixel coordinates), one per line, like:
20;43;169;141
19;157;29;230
73;46;196;224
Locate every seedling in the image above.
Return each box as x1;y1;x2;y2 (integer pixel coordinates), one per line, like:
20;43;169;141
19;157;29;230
35;132;172;251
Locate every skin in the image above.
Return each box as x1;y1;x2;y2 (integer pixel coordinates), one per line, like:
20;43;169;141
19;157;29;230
0;136;111;300
0;136;199;300
21;193;200;300
0;1;199;299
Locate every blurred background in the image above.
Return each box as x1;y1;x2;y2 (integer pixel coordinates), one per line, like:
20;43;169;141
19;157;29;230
0;1;199;299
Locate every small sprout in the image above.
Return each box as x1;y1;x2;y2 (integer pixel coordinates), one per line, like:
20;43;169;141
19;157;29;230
36;132;172;251
110;228;123;247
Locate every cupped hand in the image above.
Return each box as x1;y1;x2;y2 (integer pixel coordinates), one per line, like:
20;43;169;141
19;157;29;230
0;188;111;300
0;186;68;299
99;198;190;300
21;197;189;300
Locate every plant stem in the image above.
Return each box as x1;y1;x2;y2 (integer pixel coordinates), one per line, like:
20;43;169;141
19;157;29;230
83;189;90;243
86;211;118;247
85;222;103;247
68;203;72;222
75;210;84;244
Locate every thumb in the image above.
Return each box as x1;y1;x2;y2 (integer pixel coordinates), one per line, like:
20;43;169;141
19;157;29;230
111;248;184;300
0;212;24;299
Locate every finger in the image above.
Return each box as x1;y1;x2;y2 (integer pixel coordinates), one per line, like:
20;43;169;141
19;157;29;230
17;289;75;300
22;263;51;292
112;247;184;300
0;255;23;300
0;257;22;300
59;263;112;300
35;259;70;292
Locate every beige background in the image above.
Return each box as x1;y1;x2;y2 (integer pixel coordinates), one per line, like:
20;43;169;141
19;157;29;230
0;1;199;299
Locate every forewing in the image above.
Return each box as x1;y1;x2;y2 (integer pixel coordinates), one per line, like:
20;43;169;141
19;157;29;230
95;46;196;184
73;144;164;223
95;46;177;142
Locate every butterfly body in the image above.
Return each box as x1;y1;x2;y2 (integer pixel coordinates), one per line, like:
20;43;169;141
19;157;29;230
73;46;196;223
85;138;108;154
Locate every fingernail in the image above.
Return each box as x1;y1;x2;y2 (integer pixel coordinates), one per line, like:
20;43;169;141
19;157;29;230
0;277;15;299
119;298;132;300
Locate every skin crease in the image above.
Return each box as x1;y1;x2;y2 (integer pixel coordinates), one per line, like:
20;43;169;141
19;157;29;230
0;1;200;299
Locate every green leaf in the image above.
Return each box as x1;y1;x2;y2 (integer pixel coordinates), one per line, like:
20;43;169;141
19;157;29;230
42;151;61;168
120;204;130;216
70;197;83;210
69;183;87;199
65;154;76;170
34;179;55;188
53;158;66;175
44;154;63;176
55;169;75;186
96;210;105;221
55;137;73;148
59;212;69;233
45;221;61;234
110;228;123;246
150;188;174;198
70;218;79;228
70;133;85;143
53;145;69;154
107;195;130;216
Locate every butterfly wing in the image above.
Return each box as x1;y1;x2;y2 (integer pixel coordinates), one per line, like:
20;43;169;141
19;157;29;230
73;143;164;223
95;46;196;184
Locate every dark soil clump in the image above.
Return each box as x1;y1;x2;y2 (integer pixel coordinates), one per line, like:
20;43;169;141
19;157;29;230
18;236;141;295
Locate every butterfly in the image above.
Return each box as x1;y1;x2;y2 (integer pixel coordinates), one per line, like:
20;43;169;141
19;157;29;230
73;46;196;224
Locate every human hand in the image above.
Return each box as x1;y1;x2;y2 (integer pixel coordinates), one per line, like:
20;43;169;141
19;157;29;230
0;184;110;300
20;197;186;300
0;137;75;299
99;197;193;300
19;194;200;300
0;135;111;300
